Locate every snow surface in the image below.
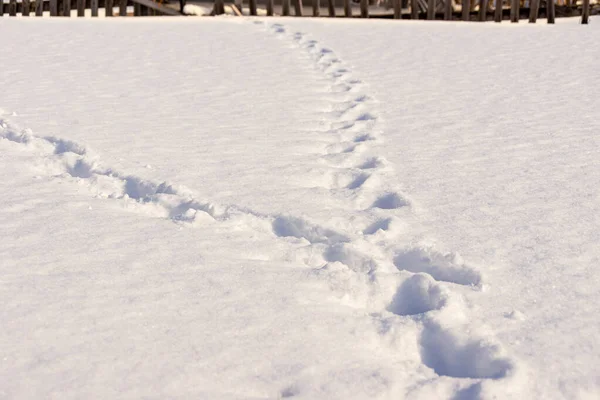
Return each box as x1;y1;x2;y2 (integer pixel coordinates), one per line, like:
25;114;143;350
1;16;599;400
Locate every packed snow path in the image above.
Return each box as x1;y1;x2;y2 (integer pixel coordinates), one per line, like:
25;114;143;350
2;17;600;400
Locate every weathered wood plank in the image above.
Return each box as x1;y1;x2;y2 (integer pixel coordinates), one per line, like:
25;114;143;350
510;0;519;22
528;0;539;22
462;0;470;20
215;0;225;14
312;0;320;16
248;0;256;15
119;0;126;15
9;0;17;16
427;0;435;19
50;0;58;15
478;0;487;20
77;0;84;15
294;0;303;16
547;0;555;23
444;0;452;19
91;0;98;16
344;0;351;17
23;0;31;16
131;0;180;15
327;0;335;16
282;0;290;15
266;0;274;16
394;0;402;18
36;0;44;15
105;0;113;16
360;0;368;17
63;0;70;16
581;0;589;24
134;1;141;15
494;0;502;21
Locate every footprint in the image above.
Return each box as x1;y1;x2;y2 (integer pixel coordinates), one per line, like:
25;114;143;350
363;218;392;235
393;248;482;286
358;157;385;170
66;159;95;179
371;193;408;210
45;136;87;155
323;243;377;274
388;274;448;316
354;133;376;143
419;320;512;379
123;177;177;201
346;172;370;190
272;216;349;245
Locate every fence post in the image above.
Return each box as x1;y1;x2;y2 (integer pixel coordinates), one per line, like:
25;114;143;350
134;1;141;15
581;0;589;23
63;0;70;16
249;0;257;15
9;0;17;15
328;0;335;16
313;0;320;16
411;0;418;18
0;1;3;16
23;0;31;16
282;0;290;15
50;0;57;15
119;0;126;15
443;0;451;19
360;0;368;17
478;0;487;20
510;0;518;21
77;0;84;15
36;0;43;15
106;0;113;16
547;0;555;23
294;0;303;16
91;0;98;16
344;0;351;16
462;0;470;20
427;0;435;19
528;0;538;22
266;0;274;15
215;0;224;14
494;0;502;21
395;0;402;18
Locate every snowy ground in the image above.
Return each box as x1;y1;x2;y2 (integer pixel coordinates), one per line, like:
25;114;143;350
1;16;599;400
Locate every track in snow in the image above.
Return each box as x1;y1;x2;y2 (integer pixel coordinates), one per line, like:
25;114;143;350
256;20;513;389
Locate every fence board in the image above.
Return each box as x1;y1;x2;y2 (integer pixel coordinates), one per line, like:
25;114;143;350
327;0;335;16
478;0;487;20
581;0;589;23
9;0;17;16
266;0;274;15
394;0;402;18
50;0;58;15
494;0;502;21
23;0;31;16
119;0;126;15
134;1;140;14
77;0;84;15
36;0;43;15
294;0;303;16
427;0;434;19
510;0;519;21
360;0;368;17
547;0;555;23
91;0;98;15
444;0;451;19
63;0;70;16
0;1;3;16
248;0;256;15
215;0;225;14
462;0;470;20
282;0;290;15
312;0;320;16
105;0;113;15
528;0;539;22
344;0;351;17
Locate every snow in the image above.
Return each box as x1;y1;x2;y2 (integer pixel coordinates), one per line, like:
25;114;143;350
1;16;599;399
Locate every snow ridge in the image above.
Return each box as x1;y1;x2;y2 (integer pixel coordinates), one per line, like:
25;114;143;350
256;21;515;393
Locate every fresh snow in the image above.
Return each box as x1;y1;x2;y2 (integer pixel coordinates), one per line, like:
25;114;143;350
1;16;599;400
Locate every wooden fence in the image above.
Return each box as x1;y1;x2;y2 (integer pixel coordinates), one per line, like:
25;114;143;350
0;0;180;16
0;0;593;22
